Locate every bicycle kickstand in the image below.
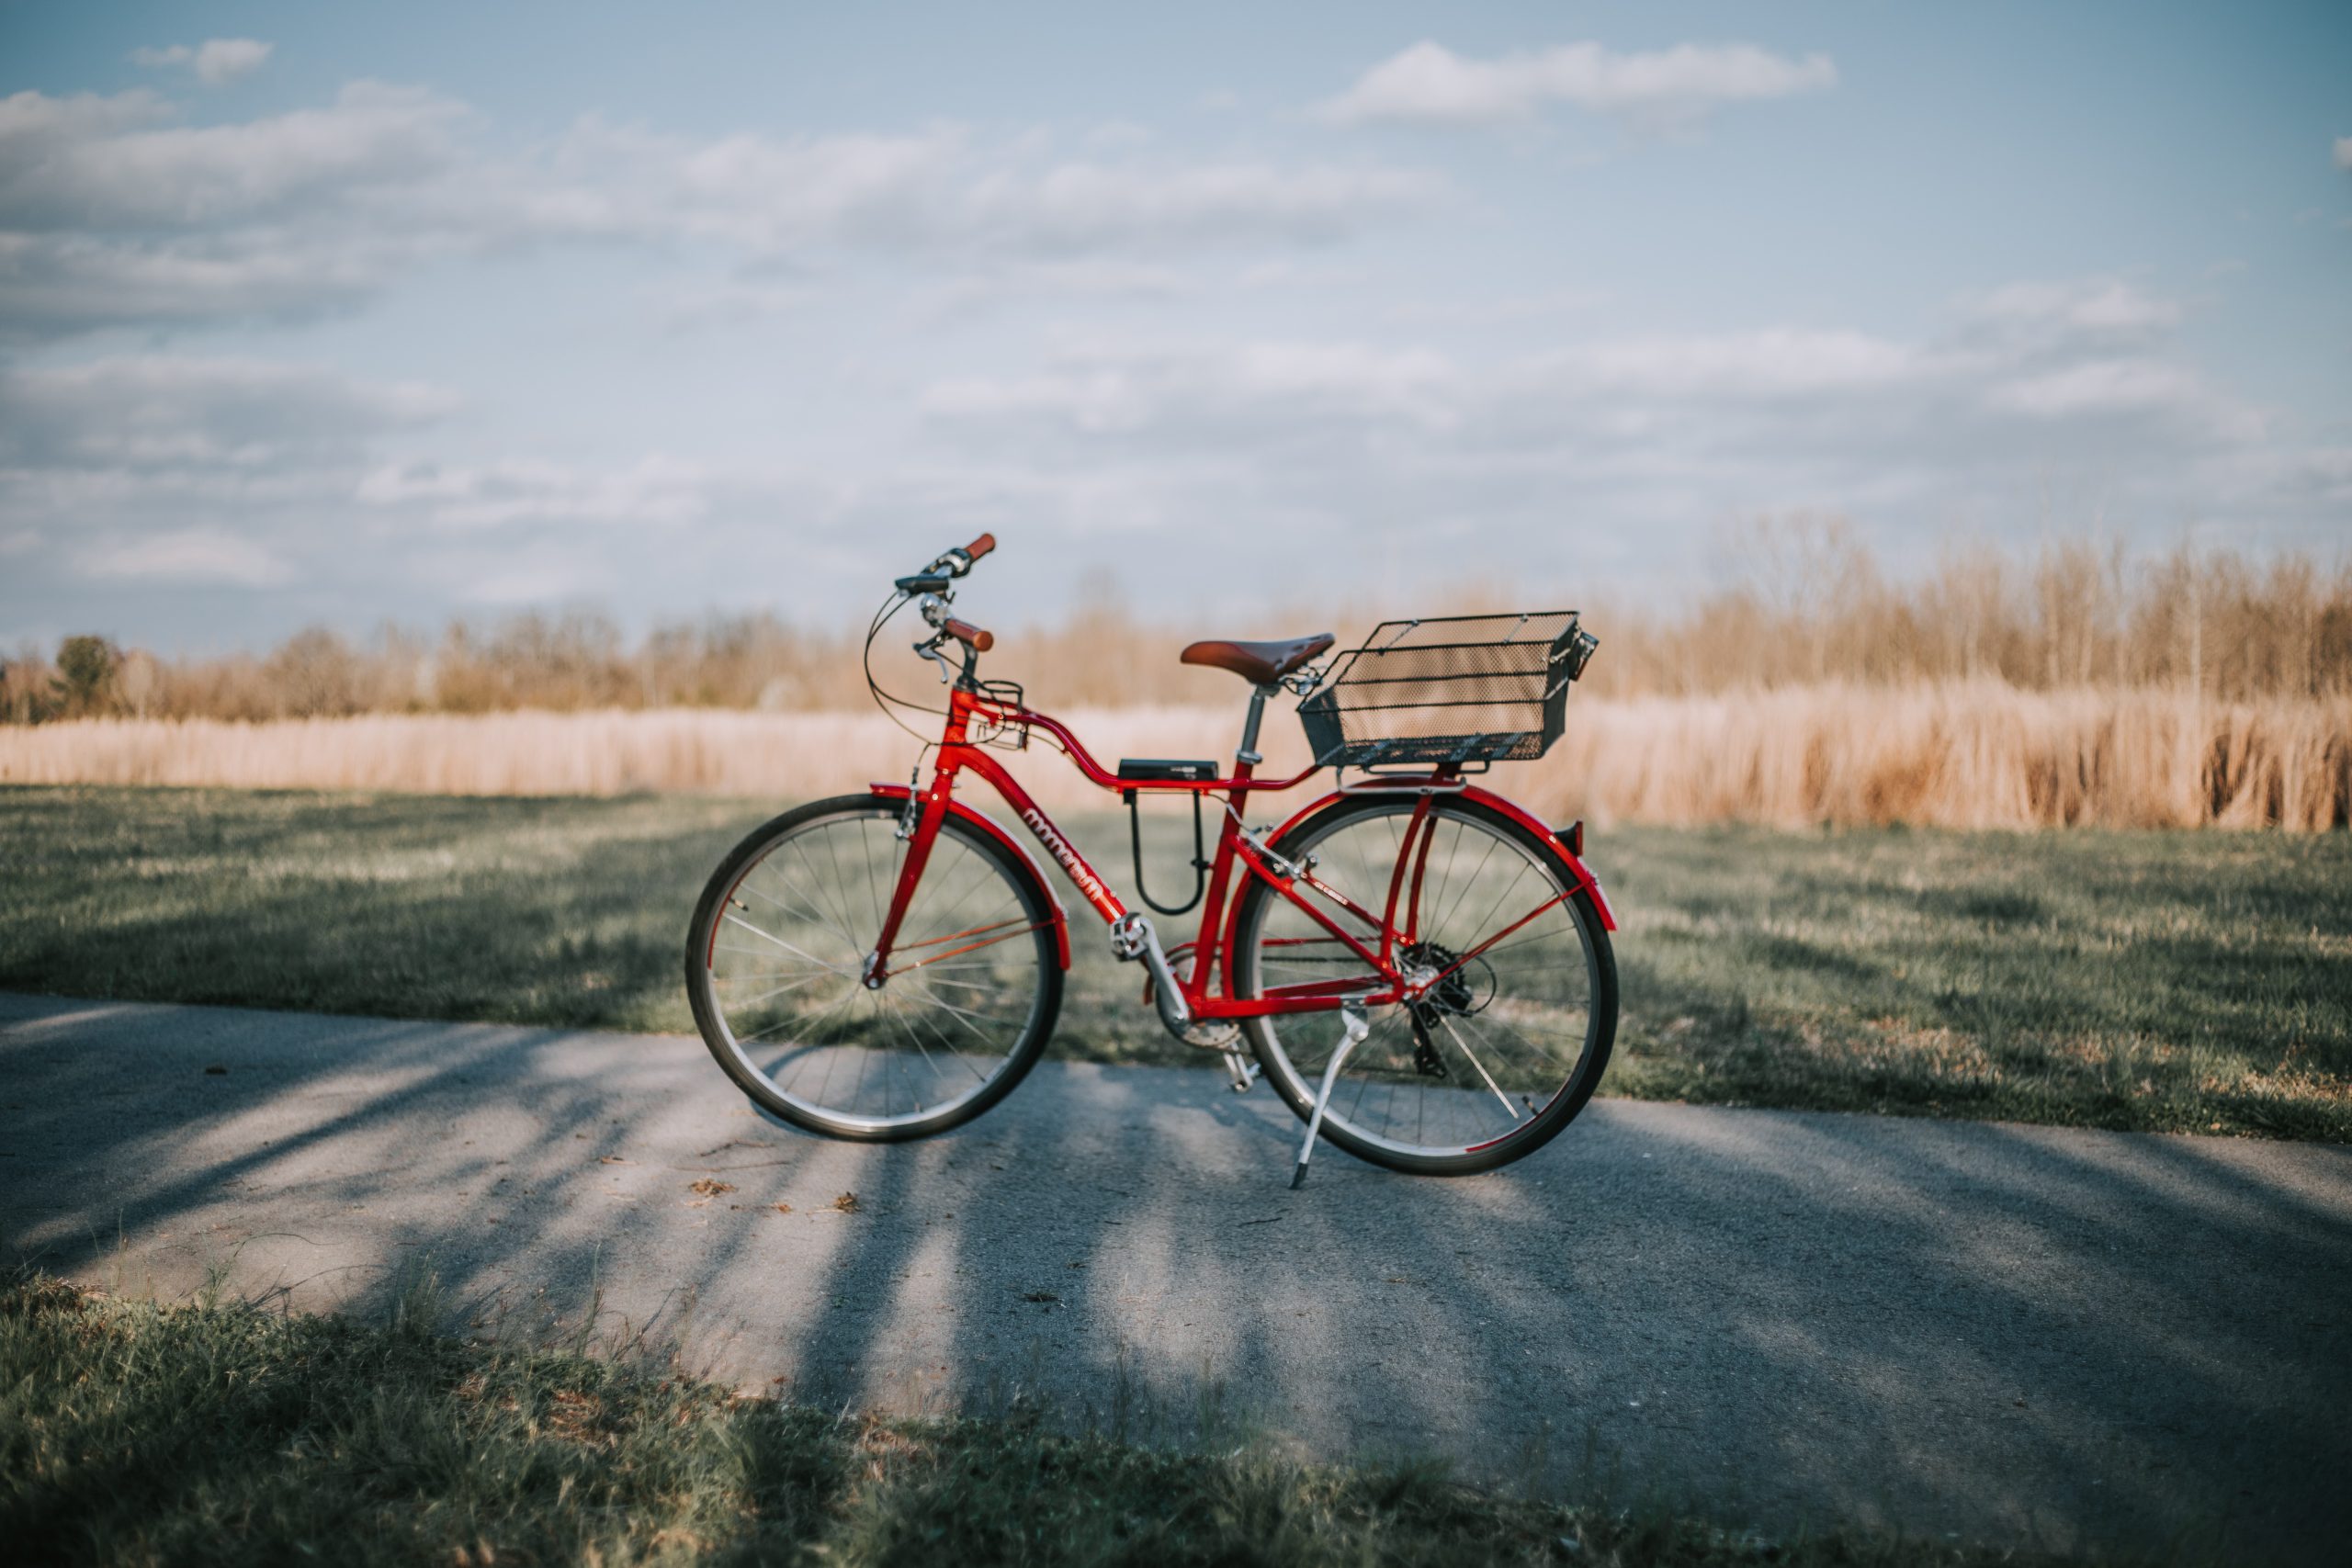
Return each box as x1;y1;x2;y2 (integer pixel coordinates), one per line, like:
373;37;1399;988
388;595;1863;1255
1292;1003;1370;1190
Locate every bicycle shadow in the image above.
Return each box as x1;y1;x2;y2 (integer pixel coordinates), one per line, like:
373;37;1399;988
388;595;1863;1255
5;992;2348;1563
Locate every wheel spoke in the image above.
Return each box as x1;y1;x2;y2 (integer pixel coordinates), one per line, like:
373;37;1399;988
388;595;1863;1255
721;913;854;975
1436;1012;1523;1122
720;968;842;1012
1238;800;1605;1165
695;807;1051;1133
741;869;858;955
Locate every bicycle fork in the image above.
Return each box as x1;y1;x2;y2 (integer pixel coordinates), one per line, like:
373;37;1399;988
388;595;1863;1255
1292;1002;1370;1189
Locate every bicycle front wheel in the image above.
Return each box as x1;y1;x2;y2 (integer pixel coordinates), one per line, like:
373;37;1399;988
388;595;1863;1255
1231;795;1615;1176
685;795;1062;1141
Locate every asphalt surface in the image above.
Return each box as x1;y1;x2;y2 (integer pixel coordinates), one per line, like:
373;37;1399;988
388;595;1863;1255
4;992;2348;1561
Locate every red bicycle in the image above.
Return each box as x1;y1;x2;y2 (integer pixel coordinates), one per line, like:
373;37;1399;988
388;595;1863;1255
685;535;1619;1182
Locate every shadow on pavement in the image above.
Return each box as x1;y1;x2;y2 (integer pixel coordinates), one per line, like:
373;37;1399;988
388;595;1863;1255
4;992;2348;1563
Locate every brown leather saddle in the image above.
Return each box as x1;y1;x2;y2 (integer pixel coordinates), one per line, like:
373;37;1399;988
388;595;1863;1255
1180;632;1335;686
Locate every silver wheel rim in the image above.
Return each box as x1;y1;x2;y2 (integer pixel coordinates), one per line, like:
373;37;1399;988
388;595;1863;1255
1243;803;1600;1160
700;809;1049;1132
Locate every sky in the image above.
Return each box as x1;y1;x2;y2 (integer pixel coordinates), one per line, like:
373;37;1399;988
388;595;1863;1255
2;0;2347;653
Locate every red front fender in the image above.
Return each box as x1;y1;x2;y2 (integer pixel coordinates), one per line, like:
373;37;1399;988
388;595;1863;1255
867;784;1073;969
1253;782;1618;932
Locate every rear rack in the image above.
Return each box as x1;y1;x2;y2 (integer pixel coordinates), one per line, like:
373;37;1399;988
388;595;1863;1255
1297;611;1597;770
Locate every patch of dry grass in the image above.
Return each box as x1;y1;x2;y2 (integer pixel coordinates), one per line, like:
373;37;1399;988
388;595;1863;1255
0;705;1289;810
6;683;2346;828
1544;682;2352;829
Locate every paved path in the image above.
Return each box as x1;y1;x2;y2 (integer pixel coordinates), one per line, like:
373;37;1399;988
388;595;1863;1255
4;993;2347;1561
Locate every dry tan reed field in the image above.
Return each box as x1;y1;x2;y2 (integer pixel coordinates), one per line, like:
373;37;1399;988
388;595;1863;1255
7;683;2345;829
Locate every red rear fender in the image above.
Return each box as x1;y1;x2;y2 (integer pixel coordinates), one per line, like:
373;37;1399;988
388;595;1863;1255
1256;783;1617;931
866;784;1073;968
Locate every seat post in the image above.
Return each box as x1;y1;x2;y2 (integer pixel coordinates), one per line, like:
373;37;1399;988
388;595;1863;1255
1237;683;1273;765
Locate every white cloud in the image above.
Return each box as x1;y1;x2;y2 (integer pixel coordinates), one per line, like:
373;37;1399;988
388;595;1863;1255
356;455;716;529
0;83;470;339
0;231;406;338
0;358;458;595
545;119;1431;256
1987;358;2224;423
1566;329;1926;398
0;527;40;556
1319;39;1837;130
920;309;2229;453
1;83;466;232
1968;278;2182;339
910;273;2278;566
0;85;1432;342
130;39;276;87
75;526;296;586
0;87;170;145
968;160;1430;250
0;356;454;473
923;340;1461;434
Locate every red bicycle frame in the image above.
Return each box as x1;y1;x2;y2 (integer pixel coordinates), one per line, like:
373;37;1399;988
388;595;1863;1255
864;682;1614;1025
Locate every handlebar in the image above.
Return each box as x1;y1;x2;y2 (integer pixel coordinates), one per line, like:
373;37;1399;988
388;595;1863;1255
893;534;1001;596
942;617;993;652
891;537;1001;682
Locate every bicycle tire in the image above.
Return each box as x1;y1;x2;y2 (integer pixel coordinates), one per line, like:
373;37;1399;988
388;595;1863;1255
1230;795;1616;1176
684;795;1063;1141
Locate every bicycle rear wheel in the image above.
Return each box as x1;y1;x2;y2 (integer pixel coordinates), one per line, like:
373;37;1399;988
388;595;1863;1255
685;795;1062;1141
1230;795;1615;1176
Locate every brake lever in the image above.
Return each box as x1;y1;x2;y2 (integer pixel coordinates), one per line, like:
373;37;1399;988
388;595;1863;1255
912;638;953;683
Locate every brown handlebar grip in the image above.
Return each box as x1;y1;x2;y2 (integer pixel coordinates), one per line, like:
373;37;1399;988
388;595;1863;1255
944;617;994;652
963;533;996;561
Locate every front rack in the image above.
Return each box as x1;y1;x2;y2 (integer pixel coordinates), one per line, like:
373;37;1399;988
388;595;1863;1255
1297;611;1597;770
971;679;1029;750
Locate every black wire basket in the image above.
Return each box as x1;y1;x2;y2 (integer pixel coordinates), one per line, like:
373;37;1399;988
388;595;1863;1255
1297;611;1597;770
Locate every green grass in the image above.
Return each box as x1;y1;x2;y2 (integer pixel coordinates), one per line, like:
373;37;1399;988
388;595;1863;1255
3;785;2346;1141
0;1270;2097;1567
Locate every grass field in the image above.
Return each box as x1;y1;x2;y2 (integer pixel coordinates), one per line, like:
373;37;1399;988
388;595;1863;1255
0;1270;2099;1567
3;784;2347;1141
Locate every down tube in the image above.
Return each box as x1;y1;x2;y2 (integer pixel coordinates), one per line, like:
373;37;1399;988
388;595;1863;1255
950;746;1130;926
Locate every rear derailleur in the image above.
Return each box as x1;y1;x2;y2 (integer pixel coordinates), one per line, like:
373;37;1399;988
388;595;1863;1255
1399;940;1493;1079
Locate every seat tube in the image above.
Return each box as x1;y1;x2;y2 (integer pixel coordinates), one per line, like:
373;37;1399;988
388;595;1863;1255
1203;682;1272;996
1194;756;1252;998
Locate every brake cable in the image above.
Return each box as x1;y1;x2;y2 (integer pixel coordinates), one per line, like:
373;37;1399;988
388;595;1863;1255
864;590;950;743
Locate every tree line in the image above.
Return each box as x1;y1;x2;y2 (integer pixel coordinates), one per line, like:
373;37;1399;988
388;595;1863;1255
6;533;2347;724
